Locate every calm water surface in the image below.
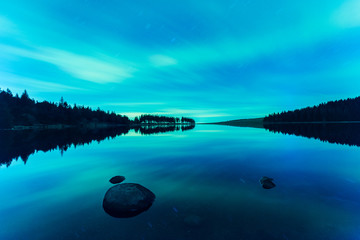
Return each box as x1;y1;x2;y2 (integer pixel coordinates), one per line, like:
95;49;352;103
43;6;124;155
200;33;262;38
1;125;360;240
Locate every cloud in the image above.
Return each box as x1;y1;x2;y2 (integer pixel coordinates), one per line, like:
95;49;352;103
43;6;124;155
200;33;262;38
38;48;136;83
149;54;177;67
0;71;82;93
0;16;17;36
0;44;136;84
333;0;360;28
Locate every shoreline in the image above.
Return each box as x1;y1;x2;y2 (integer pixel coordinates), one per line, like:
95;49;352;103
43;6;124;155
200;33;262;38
263;121;360;124
203;118;360;129
202;118;264;129
0;123;196;131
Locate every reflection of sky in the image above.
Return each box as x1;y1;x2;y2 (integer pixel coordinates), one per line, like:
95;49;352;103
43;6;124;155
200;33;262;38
1;0;360;122
1;126;360;239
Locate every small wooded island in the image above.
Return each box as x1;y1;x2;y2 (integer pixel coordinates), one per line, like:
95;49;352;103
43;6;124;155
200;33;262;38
0;88;195;129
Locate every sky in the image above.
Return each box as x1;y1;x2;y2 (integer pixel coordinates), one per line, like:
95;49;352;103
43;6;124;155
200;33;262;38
1;0;360;122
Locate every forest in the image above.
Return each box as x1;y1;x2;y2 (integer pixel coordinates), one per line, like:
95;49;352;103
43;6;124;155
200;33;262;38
0;89;195;129
264;96;360;123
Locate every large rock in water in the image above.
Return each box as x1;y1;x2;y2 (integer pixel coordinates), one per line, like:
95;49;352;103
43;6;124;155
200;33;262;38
103;183;155;218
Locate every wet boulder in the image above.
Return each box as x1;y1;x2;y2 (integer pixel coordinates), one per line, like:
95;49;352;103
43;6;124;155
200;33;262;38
103;183;155;218
259;176;276;189
109;176;125;184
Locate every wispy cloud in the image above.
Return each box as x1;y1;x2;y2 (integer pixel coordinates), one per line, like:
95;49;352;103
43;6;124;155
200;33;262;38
0;44;137;84
333;0;360;28
39;48;136;83
149;54;177;67
0;71;82;93
0;16;17;36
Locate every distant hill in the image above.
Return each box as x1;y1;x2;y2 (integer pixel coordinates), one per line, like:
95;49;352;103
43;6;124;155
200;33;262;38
264;96;360;123
0;88;195;129
208;96;360;128
206;118;264;128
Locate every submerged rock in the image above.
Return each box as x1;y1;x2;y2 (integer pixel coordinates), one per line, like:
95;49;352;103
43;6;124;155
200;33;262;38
103;183;155;218
109;176;125;184
259;176;276;189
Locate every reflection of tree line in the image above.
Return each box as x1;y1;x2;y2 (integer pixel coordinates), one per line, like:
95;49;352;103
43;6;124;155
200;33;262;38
264;123;360;147
0;124;195;167
134;124;195;135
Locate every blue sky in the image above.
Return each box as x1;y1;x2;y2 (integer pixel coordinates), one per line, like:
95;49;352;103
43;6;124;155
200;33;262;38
1;0;360;122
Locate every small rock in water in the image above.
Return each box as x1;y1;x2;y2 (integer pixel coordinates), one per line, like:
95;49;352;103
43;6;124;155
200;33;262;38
103;183;155;218
109;176;126;184
259;176;276;189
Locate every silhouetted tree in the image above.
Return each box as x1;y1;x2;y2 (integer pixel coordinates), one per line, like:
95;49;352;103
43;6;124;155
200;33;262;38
0;88;195;129
264;96;360;123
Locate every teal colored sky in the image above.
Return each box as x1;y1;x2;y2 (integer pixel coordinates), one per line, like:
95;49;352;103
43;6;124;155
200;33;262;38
1;0;360;122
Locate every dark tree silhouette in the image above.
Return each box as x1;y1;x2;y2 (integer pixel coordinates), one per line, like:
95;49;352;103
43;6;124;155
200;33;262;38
0;88;196;166
263;96;360;147
264;96;360;123
0;89;195;129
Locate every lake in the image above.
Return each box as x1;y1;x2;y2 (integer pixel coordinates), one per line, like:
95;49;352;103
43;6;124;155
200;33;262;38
1;124;360;240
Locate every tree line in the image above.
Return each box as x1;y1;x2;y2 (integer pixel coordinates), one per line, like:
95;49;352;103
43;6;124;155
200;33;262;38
0;89;195;129
264;96;360;123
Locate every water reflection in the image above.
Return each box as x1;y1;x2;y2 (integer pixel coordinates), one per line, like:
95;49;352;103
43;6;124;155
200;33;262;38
264;123;360;147
0;124;195;166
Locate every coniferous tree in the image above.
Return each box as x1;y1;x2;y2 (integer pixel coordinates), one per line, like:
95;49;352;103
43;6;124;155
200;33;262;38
264;96;360;123
0;88;195;129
